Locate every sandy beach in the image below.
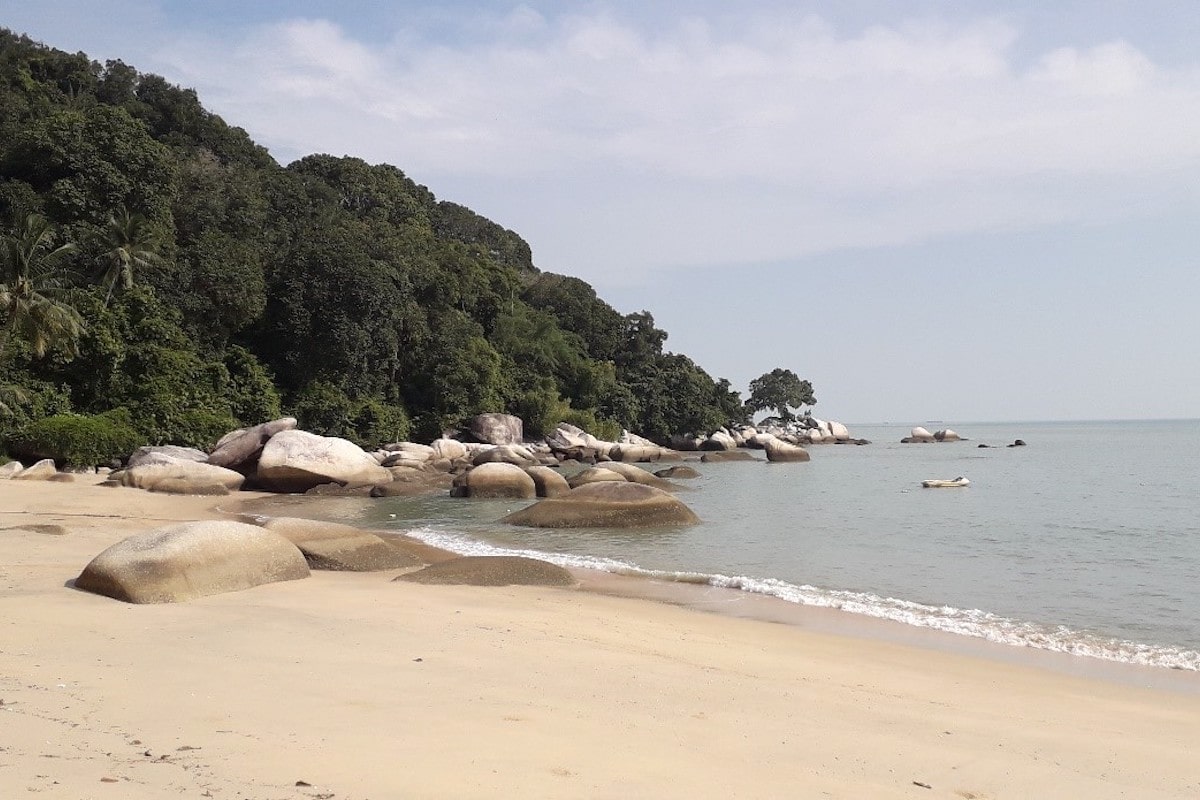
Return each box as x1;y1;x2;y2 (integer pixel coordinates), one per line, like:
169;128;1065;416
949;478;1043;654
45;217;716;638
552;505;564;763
2;478;1198;799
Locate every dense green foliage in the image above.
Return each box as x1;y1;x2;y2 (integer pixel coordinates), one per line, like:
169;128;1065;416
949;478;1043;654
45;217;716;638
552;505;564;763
0;29;755;456
12;409;141;467
746;368;816;422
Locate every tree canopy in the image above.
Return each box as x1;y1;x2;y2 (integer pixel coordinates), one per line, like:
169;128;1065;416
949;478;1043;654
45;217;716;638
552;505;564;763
746;368;816;422
0;28;748;451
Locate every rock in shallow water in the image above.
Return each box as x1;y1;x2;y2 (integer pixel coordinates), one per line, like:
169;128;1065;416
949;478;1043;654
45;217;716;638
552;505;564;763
763;438;811;463
260;517;420;571
394;556;574;586
502;482;699;528
452;462;537;499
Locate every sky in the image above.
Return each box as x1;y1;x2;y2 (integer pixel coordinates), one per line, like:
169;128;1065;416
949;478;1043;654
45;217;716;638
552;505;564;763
4;1;1199;424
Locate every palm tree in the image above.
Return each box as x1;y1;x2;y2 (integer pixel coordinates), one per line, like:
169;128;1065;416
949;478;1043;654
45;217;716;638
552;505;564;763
0;213;85;361
0;383;29;415
95;207;162;306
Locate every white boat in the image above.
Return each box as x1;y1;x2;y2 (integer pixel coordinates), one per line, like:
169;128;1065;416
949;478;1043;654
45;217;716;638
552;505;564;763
922;476;970;488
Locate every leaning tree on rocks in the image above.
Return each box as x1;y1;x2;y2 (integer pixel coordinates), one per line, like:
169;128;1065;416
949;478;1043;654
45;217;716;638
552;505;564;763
746;368;816;423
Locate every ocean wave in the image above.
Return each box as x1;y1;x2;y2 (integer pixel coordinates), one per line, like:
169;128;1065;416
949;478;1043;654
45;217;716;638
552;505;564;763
401;525;1200;673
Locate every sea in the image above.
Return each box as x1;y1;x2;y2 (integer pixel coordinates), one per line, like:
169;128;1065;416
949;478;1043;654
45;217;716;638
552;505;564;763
299;420;1200;675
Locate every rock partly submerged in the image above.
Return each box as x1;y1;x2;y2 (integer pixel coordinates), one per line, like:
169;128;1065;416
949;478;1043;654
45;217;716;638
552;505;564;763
524;465;571;498
394;555;575;587
762;437;812;463
502;482;699;529
451;462;537;499
655;465;701;480
258;517;420;571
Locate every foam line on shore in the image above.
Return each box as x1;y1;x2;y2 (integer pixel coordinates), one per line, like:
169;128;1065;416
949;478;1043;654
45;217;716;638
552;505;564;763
401;525;1200;672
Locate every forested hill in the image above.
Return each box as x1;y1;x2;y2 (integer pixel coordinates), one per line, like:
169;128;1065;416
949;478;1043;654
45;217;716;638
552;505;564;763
0;29;745;451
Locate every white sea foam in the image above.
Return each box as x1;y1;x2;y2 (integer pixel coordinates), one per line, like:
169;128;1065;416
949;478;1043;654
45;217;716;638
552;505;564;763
402;525;1200;672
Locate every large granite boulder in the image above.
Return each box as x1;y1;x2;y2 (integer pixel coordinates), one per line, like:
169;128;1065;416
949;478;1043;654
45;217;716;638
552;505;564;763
430;437;468;462
0;460;25;479
255;430;392;493
74;520;310;603
382;441;435;459
12;459;59;481
545;422;588;451
567;466;627;489
525;465;571;498
452;462;537;499
763;437;812;463
259;517;420;571
471;444;539;467
596;462;679;491
380;452;429;470
655;465;701;479
934;429;962;442
502;482;699;528
745;433;774;449
544;423;616;461
126;445;208;469
117;457;246;495
804;421;836;444
700;450;760;463
395;556;574;587
903;426;936;443
609;444;665;463
699;431;737;451
207;417;298;472
668;434;704;452
467;413;524;445
618;430;656;446
829;421;851;442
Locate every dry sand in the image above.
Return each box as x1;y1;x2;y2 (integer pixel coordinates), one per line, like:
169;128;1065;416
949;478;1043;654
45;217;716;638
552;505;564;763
2;477;1198;799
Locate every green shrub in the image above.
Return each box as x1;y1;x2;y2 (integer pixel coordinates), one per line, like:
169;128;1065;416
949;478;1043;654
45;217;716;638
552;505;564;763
289;381;353;438
11;412;142;468
509;382;562;439
0;379;72;443
352;398;410;446
288;382;411;446
224;346;282;425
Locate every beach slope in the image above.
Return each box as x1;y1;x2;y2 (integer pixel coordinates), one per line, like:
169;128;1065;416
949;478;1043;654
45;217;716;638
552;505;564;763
1;479;1197;799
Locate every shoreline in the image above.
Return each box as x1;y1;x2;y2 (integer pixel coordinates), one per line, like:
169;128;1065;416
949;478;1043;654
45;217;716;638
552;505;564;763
573;569;1200;695
225;487;1200;690
4;478;1200;797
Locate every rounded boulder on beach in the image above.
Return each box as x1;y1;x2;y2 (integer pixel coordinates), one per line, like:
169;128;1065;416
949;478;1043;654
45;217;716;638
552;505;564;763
502;482;699;528
74;520;310;603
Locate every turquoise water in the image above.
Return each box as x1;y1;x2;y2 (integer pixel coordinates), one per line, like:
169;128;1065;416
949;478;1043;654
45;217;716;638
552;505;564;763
312;420;1200;670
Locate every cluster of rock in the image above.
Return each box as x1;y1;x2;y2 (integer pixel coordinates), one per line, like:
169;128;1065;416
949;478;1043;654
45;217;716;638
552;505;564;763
73;516;578;604
3;410;860;497
901;426;963;443
978;439;1027;449
6;411;877;542
105;419;460;497
22;411;866;607
0;458;81;482
669;417;865;452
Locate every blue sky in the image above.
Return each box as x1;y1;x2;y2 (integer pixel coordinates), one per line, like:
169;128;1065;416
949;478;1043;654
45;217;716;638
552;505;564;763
5;1;1199;424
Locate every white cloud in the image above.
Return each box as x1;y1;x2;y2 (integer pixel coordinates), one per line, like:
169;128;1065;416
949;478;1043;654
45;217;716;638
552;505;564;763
140;10;1200;284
